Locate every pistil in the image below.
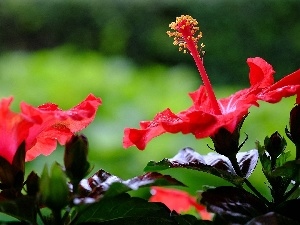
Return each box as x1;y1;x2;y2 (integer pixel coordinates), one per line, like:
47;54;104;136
167;15;222;115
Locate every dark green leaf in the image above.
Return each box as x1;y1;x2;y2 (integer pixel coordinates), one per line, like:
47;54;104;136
257;140;272;175
77;213;212;225
144;148;258;185
285;186;300;200
276;150;291;168
73;193;177;224
272;159;300;182
76;169;184;203
0;196;36;223
173;214;214;225
200;186;267;225
245;212;299;225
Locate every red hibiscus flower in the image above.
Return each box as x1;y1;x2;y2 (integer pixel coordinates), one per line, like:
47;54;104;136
0;94;101;163
149;186;212;220
21;94;101;161
123;15;300;150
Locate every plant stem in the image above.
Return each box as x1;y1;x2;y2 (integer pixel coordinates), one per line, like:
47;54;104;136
229;155;270;206
243;179;270;206
72;180;80;195
296;144;300;160
52;209;62;225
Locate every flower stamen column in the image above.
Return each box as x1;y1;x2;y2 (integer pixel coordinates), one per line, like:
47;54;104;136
167;15;221;115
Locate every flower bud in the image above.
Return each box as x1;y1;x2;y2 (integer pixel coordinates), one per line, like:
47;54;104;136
210;116;246;158
64;135;90;183
39;163;69;210
26;171;40;196
264;131;286;159
211;127;240;157
287;105;300;145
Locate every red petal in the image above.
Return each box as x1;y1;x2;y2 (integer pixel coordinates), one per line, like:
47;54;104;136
149;186;212;220
0;97;33;163
247;57;275;88
188;86;210;108
258;69;300;103
21;94;101;161
182;110;218;137
123;108;180;150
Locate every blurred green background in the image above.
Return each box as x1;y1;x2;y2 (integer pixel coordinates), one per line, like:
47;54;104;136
0;0;299;204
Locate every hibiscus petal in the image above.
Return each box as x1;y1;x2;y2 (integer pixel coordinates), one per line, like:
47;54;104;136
247;57;275;88
21;94;102;161
123;127;160;150
188;86;210;108
181;110;218;137
149;186;212;220
123;108;181;150
258;69;300;103
0;97;34;163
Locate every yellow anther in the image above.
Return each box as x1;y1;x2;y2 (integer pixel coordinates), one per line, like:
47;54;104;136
167;15;204;55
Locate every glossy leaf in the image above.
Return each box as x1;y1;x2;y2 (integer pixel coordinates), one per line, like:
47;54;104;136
144;147;258;185
237;149;259;178
76;169;185;203
73;193;206;225
200;186;268;225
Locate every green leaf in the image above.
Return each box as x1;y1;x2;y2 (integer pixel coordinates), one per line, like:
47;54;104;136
257;141;291;201
144;148;258;186
272;160;300;182
201;186;268;225
76;170;184;204
276;150;291;168
257;140;272;175
0;196;37;223
73;193;176;224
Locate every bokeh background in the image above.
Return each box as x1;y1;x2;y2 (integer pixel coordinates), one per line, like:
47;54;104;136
0;0;299;206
